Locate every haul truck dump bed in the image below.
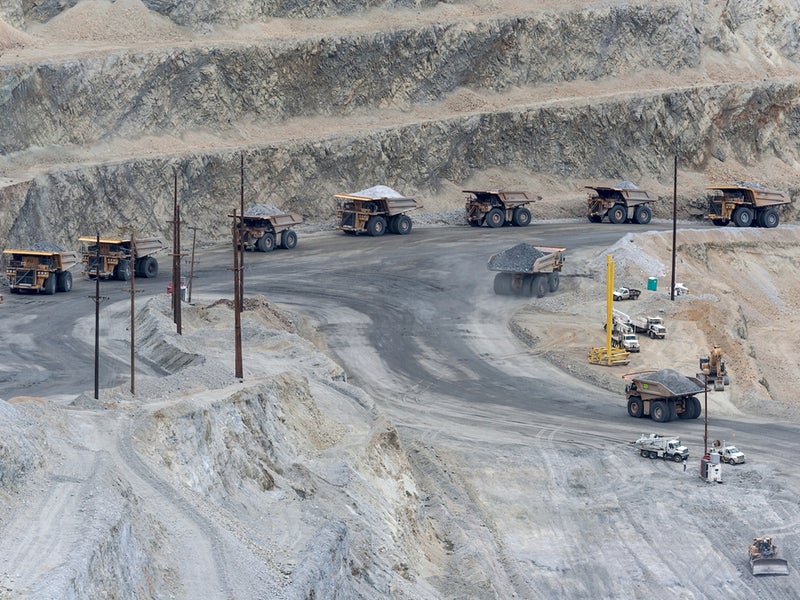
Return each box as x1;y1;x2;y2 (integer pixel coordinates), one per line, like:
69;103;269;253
488;243;565;298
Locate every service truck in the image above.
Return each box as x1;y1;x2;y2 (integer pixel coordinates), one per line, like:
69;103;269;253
488;243;566;298
633;433;689;462
632;316;667;339
3;248;79;294
613;287;641;301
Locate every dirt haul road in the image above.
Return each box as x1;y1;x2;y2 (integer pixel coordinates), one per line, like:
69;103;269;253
2;222;800;598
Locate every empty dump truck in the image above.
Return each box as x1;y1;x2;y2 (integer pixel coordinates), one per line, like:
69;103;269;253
464;190;539;228
624;369;706;423
336;185;421;236
586;183;655;224
706;183;790;228
488;243;566;298
79;235;165;281
236;206;304;252
3;247;79;294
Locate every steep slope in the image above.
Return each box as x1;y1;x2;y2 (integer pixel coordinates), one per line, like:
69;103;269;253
1;0;799;248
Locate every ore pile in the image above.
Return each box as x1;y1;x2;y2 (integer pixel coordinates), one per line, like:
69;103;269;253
488;243;544;273
352;185;406;199
645;369;705;395
245;205;281;216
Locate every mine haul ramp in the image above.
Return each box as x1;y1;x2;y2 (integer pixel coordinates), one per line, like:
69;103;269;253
3;249;79;294
624;369;706;423
489;243;565;298
336;188;420;237
707;184;790;228
237;212;303;252
79;235;165;281
586;185;655;224
464;189;538;228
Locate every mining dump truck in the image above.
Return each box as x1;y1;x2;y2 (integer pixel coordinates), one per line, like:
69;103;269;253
749;537;789;576
336;185;421;236
586;181;656;225
623;369;706;423
706;184;790;228
3;248;79;294
236;206;304;252
464;190;539;228
586;183;655;224
488;243;566;298
79;235;165;281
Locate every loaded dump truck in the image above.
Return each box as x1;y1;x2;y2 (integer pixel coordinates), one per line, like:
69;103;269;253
586;183;655;224
235;206;304;252
79;235;165;281
488;243;566;298
464;190;539;228
3;247;79;294
624;369;706;423
633;433;689;462
706;184;790;228
336;185;421;236
749;537;789;576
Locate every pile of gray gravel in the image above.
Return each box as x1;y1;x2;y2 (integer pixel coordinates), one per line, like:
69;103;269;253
28;241;66;252
488;243;545;273
639;369;705;395
245;205;282;216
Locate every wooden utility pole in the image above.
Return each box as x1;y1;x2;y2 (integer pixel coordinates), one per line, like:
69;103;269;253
239;152;245;303
171;169;183;334
670;154;678;301
89;233;108;400
187;225;199;304
232;209;243;379
120;228;142;395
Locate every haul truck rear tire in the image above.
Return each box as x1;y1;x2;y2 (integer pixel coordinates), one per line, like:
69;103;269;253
486;208;505;228
493;273;512;295
548;272;560;292
634;205;652;225
281;230;298;249
609;204;627;224
140;256;159;278
259;233;276;252
367;216;387;237
44;274;57;295
395;215;412;235
512;207;531;227
651;400;669;423
534;276;547;298
57;271;73;292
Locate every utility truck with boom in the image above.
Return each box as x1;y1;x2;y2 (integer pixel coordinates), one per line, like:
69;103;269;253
632;433;689;462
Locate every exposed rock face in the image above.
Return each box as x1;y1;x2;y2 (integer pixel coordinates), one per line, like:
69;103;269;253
1;0;800;248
